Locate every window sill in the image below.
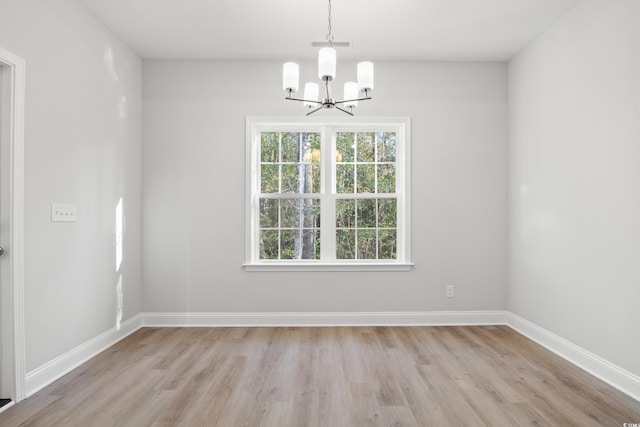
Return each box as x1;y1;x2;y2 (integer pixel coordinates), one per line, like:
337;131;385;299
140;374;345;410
243;263;414;272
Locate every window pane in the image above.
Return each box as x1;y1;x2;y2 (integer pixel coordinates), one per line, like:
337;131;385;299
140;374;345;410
336;132;354;162
301;199;321;228
357;229;377;259
336;199;355;228
281;229;320;260
378;229;397;260
281;199;321;228
259;198;278;228
281;164;318;194
302;229;321;260
336;229;356;259
336;164;354;193
377;164;396;193
280;199;298;228
302;132;321;163
281;132;300;162
280;230;296;259
261;165;279;193
356;164;375;193
261;132;279;163
357;199;376;228
377;132;396;162
378;199;397;227
311;164;320;193
298;163;319;193
281;164;298;193
259;230;279;259
357;132;375;162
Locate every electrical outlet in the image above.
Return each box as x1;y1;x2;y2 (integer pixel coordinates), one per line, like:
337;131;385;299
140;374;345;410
446;285;455;298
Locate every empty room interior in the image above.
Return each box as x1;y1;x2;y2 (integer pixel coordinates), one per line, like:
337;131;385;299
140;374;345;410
1;0;639;425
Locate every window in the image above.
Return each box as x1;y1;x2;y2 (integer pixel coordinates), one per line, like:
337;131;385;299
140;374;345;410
245;117;411;271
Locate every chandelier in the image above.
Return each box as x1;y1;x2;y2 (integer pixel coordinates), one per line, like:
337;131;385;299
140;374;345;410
282;0;374;116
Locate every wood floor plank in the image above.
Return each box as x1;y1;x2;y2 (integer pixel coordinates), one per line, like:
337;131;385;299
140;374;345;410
1;325;639;426
382;347;449;426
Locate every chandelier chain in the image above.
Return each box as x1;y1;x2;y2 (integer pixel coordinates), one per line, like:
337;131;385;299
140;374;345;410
326;0;334;46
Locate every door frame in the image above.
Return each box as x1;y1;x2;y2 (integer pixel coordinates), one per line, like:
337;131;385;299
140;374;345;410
0;46;26;403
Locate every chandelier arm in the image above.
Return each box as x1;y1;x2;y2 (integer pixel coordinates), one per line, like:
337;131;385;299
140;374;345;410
335;106;355;116
285;97;322;104
334;96;373;105
306;106;324;116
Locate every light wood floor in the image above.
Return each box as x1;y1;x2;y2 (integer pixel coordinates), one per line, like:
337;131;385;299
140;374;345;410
1;326;639;426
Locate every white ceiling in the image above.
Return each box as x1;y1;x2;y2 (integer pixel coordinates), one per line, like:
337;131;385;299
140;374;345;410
79;0;582;61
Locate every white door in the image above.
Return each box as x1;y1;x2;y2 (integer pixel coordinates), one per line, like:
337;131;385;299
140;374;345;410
0;60;9;403
0;45;26;404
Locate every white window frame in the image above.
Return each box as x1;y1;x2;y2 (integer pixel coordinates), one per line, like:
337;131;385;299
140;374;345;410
244;116;412;272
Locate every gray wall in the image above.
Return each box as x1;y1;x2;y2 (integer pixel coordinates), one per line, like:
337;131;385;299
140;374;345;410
142;60;508;313
508;0;640;377
0;0;142;371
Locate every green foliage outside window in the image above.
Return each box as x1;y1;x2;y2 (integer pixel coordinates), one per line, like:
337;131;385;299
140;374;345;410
336;198;397;260
259;131;321;260
335;131;398;260
336;131;397;194
259;198;321;260
258;130;397;261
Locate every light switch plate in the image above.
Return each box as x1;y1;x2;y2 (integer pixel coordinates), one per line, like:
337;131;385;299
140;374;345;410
51;203;77;222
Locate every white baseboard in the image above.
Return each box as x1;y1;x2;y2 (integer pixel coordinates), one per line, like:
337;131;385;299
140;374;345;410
0;401;15;414
507;312;640;402
142;310;508;327
25;314;143;398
